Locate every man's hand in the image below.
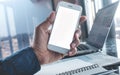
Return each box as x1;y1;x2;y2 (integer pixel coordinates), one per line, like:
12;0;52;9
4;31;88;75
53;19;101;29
31;12;86;65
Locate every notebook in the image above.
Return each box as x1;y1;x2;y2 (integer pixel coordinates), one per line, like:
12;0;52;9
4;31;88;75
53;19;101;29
35;59;107;75
77;1;119;54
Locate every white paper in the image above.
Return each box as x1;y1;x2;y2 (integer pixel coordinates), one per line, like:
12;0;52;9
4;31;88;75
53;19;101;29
35;59;93;75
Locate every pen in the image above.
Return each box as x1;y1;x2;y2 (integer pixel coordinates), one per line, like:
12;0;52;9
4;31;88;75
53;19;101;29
93;70;117;75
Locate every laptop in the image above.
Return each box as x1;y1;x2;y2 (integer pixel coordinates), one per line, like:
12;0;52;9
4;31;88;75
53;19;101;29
77;1;119;55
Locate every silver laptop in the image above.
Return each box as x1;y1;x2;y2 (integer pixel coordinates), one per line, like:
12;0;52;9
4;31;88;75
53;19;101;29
77;1;119;54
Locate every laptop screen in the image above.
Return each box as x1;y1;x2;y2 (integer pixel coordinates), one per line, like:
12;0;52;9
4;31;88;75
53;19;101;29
86;1;119;49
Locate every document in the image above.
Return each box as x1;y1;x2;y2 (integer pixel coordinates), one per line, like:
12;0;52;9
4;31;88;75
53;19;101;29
35;59;106;75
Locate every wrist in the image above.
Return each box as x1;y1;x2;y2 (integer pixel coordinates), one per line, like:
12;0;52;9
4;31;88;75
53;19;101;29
31;46;47;65
30;46;42;64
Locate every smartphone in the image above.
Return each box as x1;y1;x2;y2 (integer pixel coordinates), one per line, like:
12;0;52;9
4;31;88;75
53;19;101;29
48;1;82;54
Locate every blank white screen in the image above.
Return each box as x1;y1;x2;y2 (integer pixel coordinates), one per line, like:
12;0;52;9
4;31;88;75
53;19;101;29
49;6;80;50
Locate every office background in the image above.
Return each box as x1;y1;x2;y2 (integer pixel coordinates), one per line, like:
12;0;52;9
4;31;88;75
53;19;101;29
0;0;120;62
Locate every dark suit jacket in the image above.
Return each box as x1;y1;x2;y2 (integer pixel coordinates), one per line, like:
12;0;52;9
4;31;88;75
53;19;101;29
0;47;40;75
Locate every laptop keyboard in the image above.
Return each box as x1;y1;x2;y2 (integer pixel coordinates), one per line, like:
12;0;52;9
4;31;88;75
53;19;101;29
77;44;89;50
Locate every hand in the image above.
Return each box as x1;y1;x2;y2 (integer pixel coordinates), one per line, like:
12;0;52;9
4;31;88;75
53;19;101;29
31;12;86;65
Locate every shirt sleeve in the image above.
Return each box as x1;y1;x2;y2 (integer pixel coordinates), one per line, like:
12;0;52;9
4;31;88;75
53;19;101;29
0;47;41;75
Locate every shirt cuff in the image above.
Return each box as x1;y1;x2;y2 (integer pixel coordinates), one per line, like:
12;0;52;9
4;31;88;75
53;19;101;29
1;47;41;75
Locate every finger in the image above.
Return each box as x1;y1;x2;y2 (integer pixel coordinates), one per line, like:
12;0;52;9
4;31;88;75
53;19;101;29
69;44;78;56
72;29;81;40
70;43;76;49
68;29;81;56
68;48;77;56
73;30;81;46
41;11;56;29
48;30;52;34
70;40;80;50
75;29;81;40
70;30;81;49
79;16;87;24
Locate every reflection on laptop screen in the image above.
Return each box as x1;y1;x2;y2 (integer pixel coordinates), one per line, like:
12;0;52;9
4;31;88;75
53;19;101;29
87;2;119;49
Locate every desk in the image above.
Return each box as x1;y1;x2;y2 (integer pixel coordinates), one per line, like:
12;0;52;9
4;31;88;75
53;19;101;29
109;73;119;75
62;38;120;68
61;52;120;68
35;38;120;75
35;53;120;75
103;38;120;71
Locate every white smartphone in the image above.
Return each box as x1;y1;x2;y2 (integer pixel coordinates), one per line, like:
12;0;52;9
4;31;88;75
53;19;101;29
48;1;82;54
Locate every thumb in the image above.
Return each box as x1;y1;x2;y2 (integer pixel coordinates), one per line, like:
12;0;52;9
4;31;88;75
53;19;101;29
41;12;56;29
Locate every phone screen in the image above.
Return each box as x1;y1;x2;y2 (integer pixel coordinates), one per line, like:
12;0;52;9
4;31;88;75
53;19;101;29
49;6;80;50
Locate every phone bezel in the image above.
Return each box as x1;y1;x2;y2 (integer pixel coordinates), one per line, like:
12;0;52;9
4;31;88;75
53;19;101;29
48;1;82;54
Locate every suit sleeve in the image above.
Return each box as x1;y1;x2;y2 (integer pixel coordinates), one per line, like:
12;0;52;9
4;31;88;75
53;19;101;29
0;47;41;75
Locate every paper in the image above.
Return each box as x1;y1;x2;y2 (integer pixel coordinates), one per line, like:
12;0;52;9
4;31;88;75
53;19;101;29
35;59;93;75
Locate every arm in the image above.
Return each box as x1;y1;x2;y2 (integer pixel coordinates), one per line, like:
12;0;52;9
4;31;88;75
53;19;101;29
0;12;86;75
0;47;40;75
